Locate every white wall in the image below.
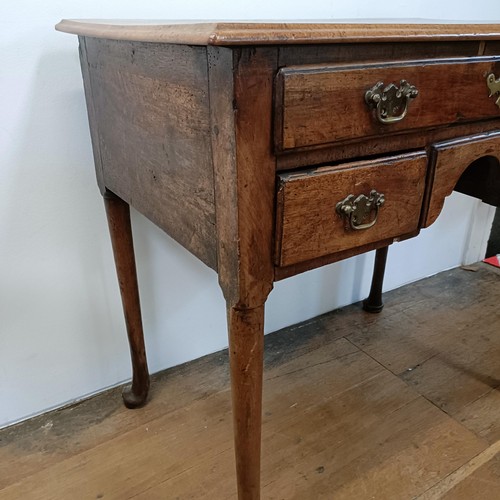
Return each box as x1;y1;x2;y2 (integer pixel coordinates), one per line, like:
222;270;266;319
2;1;500;428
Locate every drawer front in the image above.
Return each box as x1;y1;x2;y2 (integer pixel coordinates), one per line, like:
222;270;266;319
276;57;500;151
275;152;428;267
424;131;500;227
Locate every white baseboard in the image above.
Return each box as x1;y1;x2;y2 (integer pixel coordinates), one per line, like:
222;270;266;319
463;200;496;265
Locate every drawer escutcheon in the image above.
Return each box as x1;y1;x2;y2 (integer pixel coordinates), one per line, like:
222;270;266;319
336;190;385;231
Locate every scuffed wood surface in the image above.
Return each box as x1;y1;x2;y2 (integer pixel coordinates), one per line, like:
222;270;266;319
209;47;277;308
81;38;217;269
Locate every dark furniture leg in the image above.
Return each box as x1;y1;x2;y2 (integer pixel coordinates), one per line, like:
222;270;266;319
103;190;150;408
363;245;389;313
227;304;264;500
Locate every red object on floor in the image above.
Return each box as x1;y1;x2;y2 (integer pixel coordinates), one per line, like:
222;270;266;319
483;255;500;268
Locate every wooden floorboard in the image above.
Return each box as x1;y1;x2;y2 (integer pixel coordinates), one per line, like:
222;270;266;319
1;264;500;499
417;439;500;499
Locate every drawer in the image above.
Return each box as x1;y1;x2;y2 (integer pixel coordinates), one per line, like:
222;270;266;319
275;57;500;151
275;152;428;267
424;131;500;227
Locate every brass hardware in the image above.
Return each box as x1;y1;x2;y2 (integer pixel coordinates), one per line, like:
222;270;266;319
336;190;385;231
486;73;500;108
365;80;418;124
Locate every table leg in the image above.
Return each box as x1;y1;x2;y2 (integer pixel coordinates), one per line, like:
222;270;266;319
227;304;265;500
103;190;150;408
363;245;389;313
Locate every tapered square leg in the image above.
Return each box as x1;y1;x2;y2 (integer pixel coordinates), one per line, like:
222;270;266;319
363;246;389;313
227;304;265;500
103;190;150;408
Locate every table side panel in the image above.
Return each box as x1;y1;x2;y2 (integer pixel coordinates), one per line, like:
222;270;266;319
81;37;217;269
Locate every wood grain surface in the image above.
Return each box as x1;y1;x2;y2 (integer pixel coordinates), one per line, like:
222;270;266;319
274;233;418;281
103;191;150;409
424;131;500;227
278;40;482;66
208;47;278;308
208;46;279;499
56;20;500;46
227;305;265;500
275;152;427;267
275;119;500;171
78;38;105;192
81;37;217;269
276;57;500;150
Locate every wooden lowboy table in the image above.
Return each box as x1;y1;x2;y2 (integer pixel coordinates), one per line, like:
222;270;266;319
57;20;500;499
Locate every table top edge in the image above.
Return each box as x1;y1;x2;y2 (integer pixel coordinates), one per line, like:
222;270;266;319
55;19;500;46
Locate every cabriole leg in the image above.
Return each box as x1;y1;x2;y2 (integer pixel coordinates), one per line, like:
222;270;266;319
227;304;265;500
103;190;150;408
363;245;389;313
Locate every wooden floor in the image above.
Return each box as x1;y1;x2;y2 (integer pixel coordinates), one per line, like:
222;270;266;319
2;264;500;499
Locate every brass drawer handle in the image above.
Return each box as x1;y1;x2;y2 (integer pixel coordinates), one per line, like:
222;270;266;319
487;73;500;108
365;80;419;124
336;190;385;231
